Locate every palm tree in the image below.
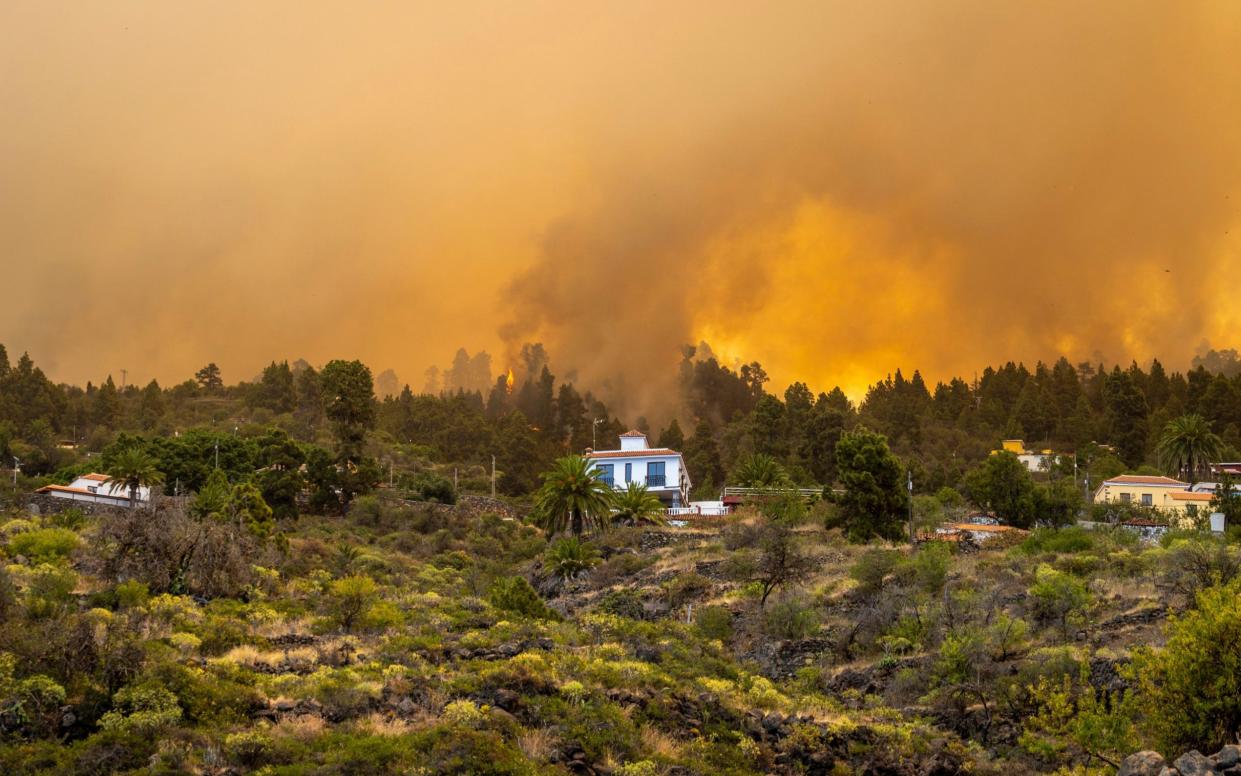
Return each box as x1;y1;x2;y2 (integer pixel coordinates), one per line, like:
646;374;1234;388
732;453;791;489
533;455;615;537
613;482;665;525
106;447;165;508
1157;414;1224;484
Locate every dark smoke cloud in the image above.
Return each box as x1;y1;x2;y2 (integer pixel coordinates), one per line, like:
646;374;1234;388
503;1;1241;406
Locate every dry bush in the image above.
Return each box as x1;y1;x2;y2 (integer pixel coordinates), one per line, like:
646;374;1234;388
90;501;260;598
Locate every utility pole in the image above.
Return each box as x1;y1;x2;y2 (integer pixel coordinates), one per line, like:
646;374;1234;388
120;368;127;390
907;468;915;546
491;455;496;498
11;457;19;488
454;467;458;492
214;442;219;469
592;417;604;450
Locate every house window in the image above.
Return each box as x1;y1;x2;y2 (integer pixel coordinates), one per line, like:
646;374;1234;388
87;486;98;494
1141;493;1152;506
647;461;666;487
1120;493;1132;503
1187;505;1199;517
597;464;614;487
624;462;632;483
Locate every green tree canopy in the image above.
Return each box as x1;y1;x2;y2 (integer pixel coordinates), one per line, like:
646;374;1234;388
831;426;909;542
964;452;1036;528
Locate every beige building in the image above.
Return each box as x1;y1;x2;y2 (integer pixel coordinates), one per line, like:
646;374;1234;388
1092;474;1215;527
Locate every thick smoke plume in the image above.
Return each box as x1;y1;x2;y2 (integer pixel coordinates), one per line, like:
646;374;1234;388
3;2;1241;410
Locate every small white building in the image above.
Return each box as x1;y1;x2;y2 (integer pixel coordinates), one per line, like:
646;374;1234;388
585;431;692;509
35;473;149;508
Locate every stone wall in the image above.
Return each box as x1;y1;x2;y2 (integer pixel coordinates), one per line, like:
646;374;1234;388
23;493;130;518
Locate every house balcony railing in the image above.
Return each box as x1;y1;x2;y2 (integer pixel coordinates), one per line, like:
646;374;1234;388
600;477;614;487
721;486;829;499
666;505;731;517
646;475;666;488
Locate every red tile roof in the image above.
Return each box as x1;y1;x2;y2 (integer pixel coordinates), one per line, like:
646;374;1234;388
945;522;1021;533
587;448;680;459
1168;491;1214;501
619;430;647;438
1103;475;1188;487
80;473;110;482
35;484;121;497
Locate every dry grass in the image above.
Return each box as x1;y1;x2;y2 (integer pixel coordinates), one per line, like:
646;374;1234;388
356;712;426;736
516;726;559;761
270;714;327;740
640;724;684;758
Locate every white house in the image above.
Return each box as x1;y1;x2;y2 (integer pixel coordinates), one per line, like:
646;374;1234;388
585;431;692;508
35;473;150;508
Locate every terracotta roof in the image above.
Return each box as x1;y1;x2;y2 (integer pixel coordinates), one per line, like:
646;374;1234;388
945;522;1020;533
36;484;124;497
80;473;110;482
587;448;680;459
1103;475;1188;487
1168;491;1214;501
619;430;647;438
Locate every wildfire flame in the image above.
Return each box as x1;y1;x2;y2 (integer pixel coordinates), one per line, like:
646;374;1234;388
505;368;515;392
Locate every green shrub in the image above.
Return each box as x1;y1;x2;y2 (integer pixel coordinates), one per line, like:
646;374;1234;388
487;576;558;620
694;605;734;641
663;572;711;607
327;575;380;631
1027;564;1090;636
763;596;820;640
97;682;183;735
849;549;902;596
441;699;486;728
596;589;645;620
1018;527;1095;556
907;542;952;595
543;537;600;579
115;580;150;609
46;508;88;531
8;527;79;563
1132;578;1241;753
224;730;272;767
25;564;77;619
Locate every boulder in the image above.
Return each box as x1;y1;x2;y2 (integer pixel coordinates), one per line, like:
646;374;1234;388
1172;750;1211;776
1118;751;1167;776
1212;745;1241;770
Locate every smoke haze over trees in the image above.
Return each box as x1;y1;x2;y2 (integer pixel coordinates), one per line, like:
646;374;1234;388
4;2;1241;409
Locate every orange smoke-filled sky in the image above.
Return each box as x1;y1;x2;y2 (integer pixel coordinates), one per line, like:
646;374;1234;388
3;1;1241;403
